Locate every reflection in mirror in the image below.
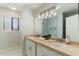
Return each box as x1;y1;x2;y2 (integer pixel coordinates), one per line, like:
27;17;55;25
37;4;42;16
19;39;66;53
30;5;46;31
63;3;78;42
42;16;58;38
35;3;78;42
42;3;78;41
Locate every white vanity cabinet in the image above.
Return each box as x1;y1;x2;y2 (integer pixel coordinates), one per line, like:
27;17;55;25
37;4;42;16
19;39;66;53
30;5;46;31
25;39;36;56
24;38;68;56
37;44;67;56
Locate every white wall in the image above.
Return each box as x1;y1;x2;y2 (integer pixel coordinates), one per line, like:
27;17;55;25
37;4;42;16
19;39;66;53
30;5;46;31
0;31;21;49
0;7;21;49
20;6;34;55
34;17;42;34
21;6;34;36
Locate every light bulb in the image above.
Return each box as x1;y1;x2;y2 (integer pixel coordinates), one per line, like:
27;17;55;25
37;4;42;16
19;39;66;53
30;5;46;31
45;15;47;19
45;12;48;19
51;10;54;15
38;15;41;19
46;12;48;16
41;13;44;19
49;14;52;18
53;12;56;16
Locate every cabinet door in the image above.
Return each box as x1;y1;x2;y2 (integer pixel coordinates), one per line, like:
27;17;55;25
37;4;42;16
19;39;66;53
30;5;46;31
25;39;30;55
25;39;27;55
30;40;36;56
37;44;67;56
37;49;49;56
25;39;35;56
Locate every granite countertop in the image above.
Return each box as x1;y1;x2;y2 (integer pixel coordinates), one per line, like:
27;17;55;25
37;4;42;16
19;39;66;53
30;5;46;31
24;35;79;56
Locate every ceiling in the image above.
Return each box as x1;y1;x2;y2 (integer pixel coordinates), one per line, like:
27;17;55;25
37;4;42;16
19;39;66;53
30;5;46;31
56;3;78;13
0;3;78;13
24;3;44;10
0;3;44;11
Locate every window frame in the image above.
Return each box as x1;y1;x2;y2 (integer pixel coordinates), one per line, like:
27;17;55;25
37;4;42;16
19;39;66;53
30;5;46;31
3;16;19;31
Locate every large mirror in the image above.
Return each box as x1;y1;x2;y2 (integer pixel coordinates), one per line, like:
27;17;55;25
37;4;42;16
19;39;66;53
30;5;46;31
34;3;78;42
42;3;78;41
42;15;58;38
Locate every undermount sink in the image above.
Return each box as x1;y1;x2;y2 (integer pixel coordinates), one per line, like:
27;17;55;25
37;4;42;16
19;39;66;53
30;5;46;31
38;37;45;40
52;43;67;48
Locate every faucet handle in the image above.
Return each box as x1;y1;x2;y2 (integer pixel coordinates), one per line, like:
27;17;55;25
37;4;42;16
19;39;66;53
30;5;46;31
56;38;60;42
56;38;64;43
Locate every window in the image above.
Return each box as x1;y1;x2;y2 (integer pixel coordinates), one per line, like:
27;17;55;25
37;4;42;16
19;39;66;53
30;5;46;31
13;17;19;31
3;16;19;31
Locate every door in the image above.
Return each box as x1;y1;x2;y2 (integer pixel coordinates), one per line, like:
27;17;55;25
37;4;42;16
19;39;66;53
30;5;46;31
25;39;35;56
66;14;79;41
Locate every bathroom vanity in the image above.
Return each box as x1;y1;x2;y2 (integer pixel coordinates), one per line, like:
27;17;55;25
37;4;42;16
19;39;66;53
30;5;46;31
24;35;79;56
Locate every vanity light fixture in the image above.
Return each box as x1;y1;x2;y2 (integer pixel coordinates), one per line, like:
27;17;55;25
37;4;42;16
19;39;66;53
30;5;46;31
38;5;59;19
50;8;57;16
48;10;52;18
46;11;49;16
56;5;61;10
45;11;49;19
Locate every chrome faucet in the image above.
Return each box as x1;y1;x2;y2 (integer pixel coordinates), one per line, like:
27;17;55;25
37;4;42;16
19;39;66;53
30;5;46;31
56;38;64;43
66;35;70;44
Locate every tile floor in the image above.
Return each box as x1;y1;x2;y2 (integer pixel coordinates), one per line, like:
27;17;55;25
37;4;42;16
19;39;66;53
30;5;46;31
0;47;22;56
